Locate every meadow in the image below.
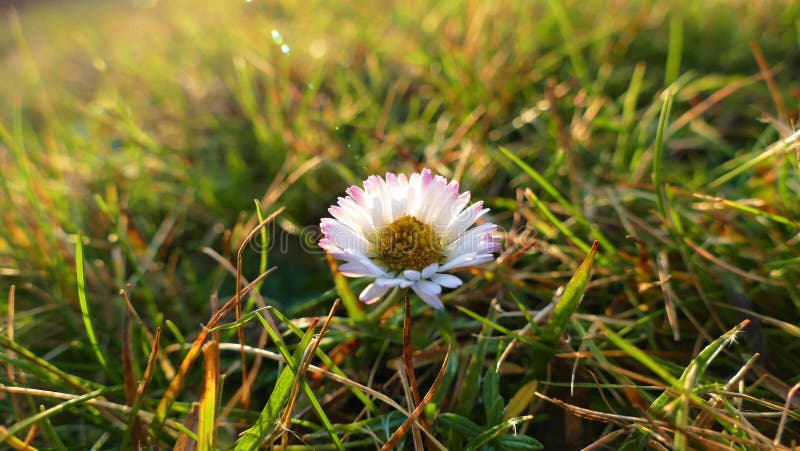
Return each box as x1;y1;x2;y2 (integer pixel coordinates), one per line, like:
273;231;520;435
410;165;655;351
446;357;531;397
1;0;800;449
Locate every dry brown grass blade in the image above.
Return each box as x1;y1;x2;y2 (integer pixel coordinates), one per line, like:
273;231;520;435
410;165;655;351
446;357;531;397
749;41;787;123
271;299;339;445
402;297;425;450
536;392;774;450
380;346;450;451
150;266;277;437
0;425;38;451
120;289;176;379
403;298;423;409
130;326;162;449
22;424;37;448
216;343;448;450
259;157;320;209
656;251;679;341
197;339;220;450
773;381;800;447
694;353;760;430
265;318;320;446
173;403;199;451
199;247;280;339
0;385;188;439
121;304;146;447
683;237;783;287
581;428;630;450
235;206;286;411
667;72;761;135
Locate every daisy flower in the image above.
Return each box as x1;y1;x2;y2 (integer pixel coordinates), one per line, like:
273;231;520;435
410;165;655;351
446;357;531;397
319;168;500;309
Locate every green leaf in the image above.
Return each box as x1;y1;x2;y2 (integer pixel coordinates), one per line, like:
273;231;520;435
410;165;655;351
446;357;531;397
439;413;483;439
483;368;503;425
487;397;505;428
543;241;599;345
497;434;544;451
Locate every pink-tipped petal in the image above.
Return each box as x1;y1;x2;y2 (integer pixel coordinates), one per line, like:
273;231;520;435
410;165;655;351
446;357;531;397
338;258;388;278
359;282;390;304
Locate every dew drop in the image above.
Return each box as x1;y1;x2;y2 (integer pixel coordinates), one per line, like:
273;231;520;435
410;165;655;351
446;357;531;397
280;44;291;54
271;29;283;45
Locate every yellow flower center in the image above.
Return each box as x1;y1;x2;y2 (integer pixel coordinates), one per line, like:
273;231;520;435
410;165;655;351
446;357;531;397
376;215;443;272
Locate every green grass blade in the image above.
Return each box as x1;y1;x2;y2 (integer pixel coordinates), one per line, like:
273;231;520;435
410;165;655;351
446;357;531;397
544;0;589;86
37;404;68;451
464;415;535;451
456;306;552;354
454;311;492;416
524;188;591;254
543;241;598;345
652;90;674;228
75;232;110;372
600;323;679;387
502;147;617;261
234;321;317;449
649;320;749;411
664;15;683;86
267;307;377;413
613;63;646;168
0;387;114;443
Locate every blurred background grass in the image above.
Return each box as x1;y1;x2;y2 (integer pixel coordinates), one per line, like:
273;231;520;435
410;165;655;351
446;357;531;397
1;0;800;448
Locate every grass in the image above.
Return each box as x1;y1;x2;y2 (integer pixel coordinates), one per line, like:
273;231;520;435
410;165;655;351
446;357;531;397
1;0;800;448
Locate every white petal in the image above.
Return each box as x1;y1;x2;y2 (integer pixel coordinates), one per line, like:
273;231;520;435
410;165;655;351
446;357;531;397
329;203;372;233
417;176;455;224
411;281;444;309
446;223;497;255
439;251;493;271
345;186;369;207
432;273;462;288
421;263;439;279
359;283;390;304
376;277;414;288
320;218;370;255
402;270;421;281
338;258;388;278
445;202;489;242
441;252;494;270
433;191;470;231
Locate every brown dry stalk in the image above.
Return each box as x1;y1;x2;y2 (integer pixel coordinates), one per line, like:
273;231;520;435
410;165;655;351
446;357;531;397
381;347;450;451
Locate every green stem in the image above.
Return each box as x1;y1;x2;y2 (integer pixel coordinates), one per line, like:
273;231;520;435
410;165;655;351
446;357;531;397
367;287;407;322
